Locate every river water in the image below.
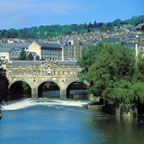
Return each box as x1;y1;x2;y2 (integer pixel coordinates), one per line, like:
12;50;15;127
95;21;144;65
0;98;144;144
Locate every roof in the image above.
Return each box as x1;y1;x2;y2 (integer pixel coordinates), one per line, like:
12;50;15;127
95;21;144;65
37;42;62;49
0;42;30;48
56;60;77;65
7;60;77;66
102;38;120;43
0;47;13;52
27;52;38;57
123;43;136;48
138;41;144;46
8;61;45;66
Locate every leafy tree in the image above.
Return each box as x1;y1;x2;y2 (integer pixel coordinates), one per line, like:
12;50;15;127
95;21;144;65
93;21;97;28
132;82;144;103
97;23;103;27
18;49;26;60
22;82;31;94
84;23;88;29
102;80;134;105
141;25;144;31
79;43;136;105
0;15;144;39
107;22;112;28
1;30;7;38
113;19;122;26
77;42;104;81
88;22;93;28
7;28;18;38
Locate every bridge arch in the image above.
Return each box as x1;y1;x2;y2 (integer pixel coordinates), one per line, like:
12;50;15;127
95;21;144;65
8;79;32;89
38;81;60;98
6;61;83;99
66;81;88;99
9;80;31;100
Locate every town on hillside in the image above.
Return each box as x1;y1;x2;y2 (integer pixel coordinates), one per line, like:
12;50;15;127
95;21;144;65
0;20;144;67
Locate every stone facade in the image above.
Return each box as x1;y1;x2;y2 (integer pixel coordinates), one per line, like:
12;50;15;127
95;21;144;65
6;61;82;99
0;70;8;102
0;47;17;61
28;41;68;61
68;44;83;59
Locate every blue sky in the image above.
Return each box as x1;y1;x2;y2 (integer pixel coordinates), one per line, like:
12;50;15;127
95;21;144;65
0;0;144;29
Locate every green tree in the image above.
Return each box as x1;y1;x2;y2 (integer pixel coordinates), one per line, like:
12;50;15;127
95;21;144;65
132;82;144;103
22;82;31;94
113;19;122;26
18;49;26;60
7;28;18;38
141;25;144;31
84;43;136;104
77;42;104;81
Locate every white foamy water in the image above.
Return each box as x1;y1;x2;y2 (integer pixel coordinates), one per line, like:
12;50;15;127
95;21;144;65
0;98;90;111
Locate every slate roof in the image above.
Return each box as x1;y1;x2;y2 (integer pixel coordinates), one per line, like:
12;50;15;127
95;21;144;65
37;42;62;49
0;42;30;53
7;60;77;66
56;60;77;65
102;38;120;43
123;43;136;49
138;41;144;46
0;47;13;52
0;42;30;51
8;61;45;66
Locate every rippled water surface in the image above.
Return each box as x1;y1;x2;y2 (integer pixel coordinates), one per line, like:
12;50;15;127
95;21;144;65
0;104;144;144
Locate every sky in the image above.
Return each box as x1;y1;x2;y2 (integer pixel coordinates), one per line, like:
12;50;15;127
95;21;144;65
0;0;144;29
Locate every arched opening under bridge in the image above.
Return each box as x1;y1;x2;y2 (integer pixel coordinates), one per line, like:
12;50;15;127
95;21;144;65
9;81;31;100
0;76;9;102
137;100;144;115
38;81;60;98
67;82;88;99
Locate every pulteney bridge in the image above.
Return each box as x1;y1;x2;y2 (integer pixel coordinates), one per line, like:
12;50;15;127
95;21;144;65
6;61;84;99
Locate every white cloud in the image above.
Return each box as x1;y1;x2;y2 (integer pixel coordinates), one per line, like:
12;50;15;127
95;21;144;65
0;0;95;29
0;0;87;15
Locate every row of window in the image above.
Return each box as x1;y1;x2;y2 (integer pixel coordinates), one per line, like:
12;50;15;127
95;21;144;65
42;47;62;50
41;50;61;54
41;57;60;60
52;71;71;75
139;47;144;51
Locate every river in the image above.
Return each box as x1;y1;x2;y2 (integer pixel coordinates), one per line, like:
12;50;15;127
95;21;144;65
0;98;144;144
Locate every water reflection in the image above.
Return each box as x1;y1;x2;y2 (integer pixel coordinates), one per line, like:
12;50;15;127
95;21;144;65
0;105;144;144
86;110;144;144
42;90;88;99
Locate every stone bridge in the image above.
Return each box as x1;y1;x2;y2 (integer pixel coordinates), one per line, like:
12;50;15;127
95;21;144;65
6;61;83;99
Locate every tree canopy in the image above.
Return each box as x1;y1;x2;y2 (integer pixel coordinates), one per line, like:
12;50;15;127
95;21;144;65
0;15;144;39
78;43;144;105
18;49;26;60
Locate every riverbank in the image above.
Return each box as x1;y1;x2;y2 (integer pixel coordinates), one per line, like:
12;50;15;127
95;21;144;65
0;98;94;111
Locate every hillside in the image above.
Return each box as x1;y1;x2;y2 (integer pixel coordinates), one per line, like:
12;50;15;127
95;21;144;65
0;15;144;39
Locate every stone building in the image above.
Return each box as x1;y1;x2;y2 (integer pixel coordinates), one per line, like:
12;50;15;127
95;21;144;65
28;42;68;61
0;47;18;61
138;41;144;52
101;37;121;44
66;40;83;59
0;42;30;61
